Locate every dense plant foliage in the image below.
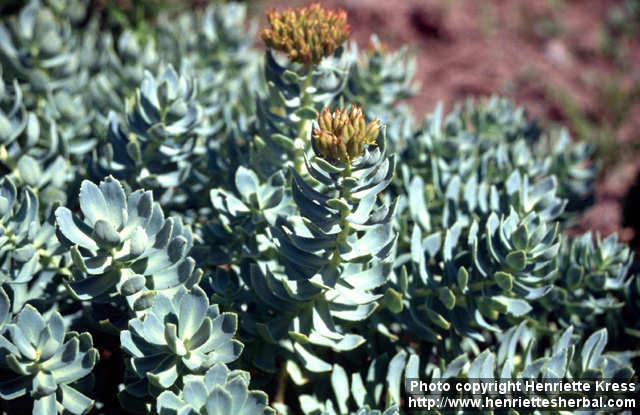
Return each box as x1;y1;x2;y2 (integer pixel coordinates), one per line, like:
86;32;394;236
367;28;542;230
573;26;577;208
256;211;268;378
0;1;637;414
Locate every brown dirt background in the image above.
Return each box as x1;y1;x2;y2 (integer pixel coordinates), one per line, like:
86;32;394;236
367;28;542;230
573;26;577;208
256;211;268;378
255;0;640;253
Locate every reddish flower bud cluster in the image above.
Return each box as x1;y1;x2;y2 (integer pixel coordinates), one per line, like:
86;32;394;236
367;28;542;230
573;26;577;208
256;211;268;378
312;106;380;164
260;3;351;65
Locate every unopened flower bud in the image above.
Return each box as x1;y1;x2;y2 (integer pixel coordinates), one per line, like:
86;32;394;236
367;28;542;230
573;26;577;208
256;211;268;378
260;3;351;65
311;106;380;164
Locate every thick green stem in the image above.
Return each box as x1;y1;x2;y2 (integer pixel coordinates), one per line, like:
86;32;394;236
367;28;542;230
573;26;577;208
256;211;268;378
342;162;352;181
294;75;313;172
329;164;353;267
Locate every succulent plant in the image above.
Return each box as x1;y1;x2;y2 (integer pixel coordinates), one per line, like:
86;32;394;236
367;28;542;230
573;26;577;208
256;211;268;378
401;98;594;211
534;128;596;212
159;2;256;73
298;348;412;414
207;166;292;266
0;0;87;95
435;322;635;381
345;35;418;110
541;232;634;339
0;2;635;413
120;286;243;399
0;177;64;314
88;30;162;119
0;305;98;414
0;178;44;286
55;176;201;312
127;66;201;141
252;48;351;177
469;208;560;305
298;322;635;414
394;200;562;350
0;75;29;152
0;75;72;205
156;362;275;415
239;110;397;373
252;3;355;178
96;66;203;196
40;88;96;159
560;232;633;295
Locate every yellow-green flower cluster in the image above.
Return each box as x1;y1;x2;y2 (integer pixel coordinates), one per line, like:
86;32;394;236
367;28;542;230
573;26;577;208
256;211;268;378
260;3;351;65
312;106;380;164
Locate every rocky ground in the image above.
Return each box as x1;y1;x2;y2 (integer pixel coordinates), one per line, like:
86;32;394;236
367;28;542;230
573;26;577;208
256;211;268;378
257;0;640;254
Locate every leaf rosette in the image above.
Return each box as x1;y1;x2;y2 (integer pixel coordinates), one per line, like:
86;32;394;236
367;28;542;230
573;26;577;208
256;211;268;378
0;305;98;415
156;362;275;415
120;286;243;395
55;176;201;311
0;0;86;94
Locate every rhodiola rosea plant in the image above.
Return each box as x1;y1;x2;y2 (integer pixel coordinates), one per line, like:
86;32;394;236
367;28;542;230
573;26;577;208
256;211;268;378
0;1;637;414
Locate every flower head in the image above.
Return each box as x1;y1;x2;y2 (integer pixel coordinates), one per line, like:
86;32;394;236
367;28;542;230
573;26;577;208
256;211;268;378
312;106;380;163
260;3;351;65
